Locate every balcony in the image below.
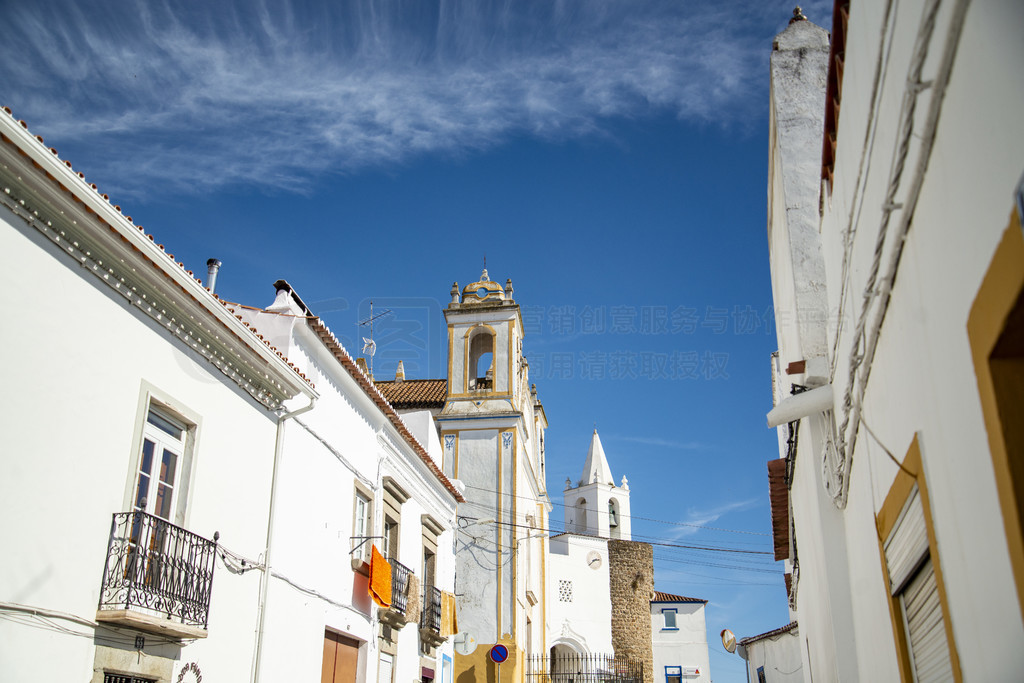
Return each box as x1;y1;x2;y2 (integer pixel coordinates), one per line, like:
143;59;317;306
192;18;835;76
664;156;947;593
419;585;446;647
379;557;414;628
97;511;217;639
526;653;645;683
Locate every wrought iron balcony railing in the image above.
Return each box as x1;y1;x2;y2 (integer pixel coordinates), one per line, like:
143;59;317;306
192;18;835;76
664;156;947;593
526;653;645;683
421;585;442;633
389;557;412;615
98;511;218;632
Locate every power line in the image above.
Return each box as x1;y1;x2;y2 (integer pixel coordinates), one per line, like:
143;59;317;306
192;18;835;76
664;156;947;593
460;482;770;537
458;513;774;556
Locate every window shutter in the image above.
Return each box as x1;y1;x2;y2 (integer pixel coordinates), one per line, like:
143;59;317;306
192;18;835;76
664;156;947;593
901;558;954;682
885;488;929;593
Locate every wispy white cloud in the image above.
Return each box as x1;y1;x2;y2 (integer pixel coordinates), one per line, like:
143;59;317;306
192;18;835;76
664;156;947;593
668;498;761;539
604;434;707;451
0;0;832;197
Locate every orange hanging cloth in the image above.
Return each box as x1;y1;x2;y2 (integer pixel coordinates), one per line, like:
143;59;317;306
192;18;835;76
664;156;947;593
368;545;392;608
439;591;458;637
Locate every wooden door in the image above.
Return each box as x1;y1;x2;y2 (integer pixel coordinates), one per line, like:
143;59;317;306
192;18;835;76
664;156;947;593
322;631;359;683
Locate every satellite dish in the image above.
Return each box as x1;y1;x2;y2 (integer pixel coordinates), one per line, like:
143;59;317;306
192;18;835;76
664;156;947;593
453;632;477;656
721;628;737;653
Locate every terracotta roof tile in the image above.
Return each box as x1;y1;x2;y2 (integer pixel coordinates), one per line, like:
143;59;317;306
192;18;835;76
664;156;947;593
375;379;447;409
768;458;790;561
304;317;465;503
738;621;798;646
652;591;707;604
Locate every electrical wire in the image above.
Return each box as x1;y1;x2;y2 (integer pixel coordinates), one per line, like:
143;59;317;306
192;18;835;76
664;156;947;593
459;482;769;537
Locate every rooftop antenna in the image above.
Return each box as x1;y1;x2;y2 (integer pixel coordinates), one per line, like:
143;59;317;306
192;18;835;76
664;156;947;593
358;301;391;379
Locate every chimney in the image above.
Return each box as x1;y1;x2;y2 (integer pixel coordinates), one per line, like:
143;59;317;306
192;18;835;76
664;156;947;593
395;360;405;382
356;357;370;378
206;259;222;294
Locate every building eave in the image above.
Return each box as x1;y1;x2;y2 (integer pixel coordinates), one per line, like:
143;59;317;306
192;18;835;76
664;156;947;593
0;108;316;409
304;316;465;504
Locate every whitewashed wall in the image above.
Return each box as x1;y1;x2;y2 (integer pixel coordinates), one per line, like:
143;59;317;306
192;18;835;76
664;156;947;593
0;206;280;682
742;627;802;683
650;602;710;683
546;535;612;654
770;1;1024;680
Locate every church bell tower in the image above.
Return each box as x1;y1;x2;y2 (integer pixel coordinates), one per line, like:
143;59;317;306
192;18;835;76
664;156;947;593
439;269;549;683
563;429;632;540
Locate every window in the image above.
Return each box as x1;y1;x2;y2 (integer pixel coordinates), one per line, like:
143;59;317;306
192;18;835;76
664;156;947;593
127;397;197;527
575;498;588;533
104;675;156;683
558;580;573;602
662;608;678;630
352;487;372;563
756;666;766;683
884;487;955;681
968;209;1024;620
383;519;398;559
381;478;408;560
378;652;394;683
665;666;681;683
467;328;495;391
134;408;186;521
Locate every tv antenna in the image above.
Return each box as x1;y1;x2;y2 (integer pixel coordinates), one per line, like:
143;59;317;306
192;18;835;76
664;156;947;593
358;301;392;379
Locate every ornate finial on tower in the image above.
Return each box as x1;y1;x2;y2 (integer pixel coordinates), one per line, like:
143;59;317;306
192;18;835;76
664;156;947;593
505;278;513;298
790;6;807;23
621;475;629;491
395;360;405;382
565;477;572;490
450;281;460;304
481;268;489;281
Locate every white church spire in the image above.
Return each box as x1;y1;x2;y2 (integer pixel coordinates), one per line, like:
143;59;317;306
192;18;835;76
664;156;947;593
581;429;614;485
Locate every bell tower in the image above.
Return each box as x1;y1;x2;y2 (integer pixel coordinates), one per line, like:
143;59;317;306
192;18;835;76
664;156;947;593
442;269;527;412
564;430;632;540
439;269;549;683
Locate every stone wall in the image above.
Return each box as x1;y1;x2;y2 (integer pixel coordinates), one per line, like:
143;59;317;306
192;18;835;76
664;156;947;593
608;540;654;683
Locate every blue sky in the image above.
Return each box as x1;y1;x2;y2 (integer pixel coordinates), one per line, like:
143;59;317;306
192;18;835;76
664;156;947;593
2;1;833;679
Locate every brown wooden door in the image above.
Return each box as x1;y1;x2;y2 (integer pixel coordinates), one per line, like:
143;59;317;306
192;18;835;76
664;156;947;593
322;631;359;683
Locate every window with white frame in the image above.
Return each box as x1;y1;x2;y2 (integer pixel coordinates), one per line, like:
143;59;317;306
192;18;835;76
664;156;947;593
662;608;678;630
132;405;191;524
353;487;372;562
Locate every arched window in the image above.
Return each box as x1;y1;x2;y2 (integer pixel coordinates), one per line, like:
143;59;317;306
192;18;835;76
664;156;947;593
609;498;622;539
575;498;588;534
468;329;495;390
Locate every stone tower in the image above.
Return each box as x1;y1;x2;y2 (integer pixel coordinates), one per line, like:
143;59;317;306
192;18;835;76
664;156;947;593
439;269;550;683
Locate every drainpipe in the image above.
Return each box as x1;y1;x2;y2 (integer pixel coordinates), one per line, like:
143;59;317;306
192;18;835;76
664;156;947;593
251;395;317;683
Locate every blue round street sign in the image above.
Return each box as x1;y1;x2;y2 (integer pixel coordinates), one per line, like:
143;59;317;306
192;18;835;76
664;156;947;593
489;644;509;664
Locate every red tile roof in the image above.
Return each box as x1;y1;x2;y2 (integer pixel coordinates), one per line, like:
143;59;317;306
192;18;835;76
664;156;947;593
768;458;790;561
652;591;707;604
375;379;447;409
738;621;798;646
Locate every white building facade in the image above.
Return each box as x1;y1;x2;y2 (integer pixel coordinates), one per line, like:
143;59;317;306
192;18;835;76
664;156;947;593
650;593;710;683
765;2;1024;681
0;106;462;683
737;622;801;683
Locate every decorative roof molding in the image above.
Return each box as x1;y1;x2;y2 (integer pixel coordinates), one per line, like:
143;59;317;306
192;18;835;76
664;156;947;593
304;315;466;503
0;108;315;409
